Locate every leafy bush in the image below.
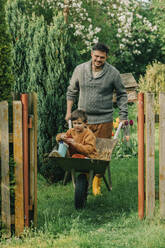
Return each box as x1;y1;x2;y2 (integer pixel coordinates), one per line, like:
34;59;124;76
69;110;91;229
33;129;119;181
138;61;165;113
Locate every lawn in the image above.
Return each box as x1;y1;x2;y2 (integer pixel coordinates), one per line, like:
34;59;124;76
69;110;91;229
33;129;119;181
1;103;164;248
1;155;164;248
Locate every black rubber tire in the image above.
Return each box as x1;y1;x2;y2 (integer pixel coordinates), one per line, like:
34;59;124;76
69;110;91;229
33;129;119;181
74;174;88;210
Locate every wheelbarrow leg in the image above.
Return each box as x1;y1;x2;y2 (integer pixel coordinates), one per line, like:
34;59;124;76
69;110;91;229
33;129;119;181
88;170;94;192
107;165;112;190
103;175;111;191
71;169;76;189
63;171;69;185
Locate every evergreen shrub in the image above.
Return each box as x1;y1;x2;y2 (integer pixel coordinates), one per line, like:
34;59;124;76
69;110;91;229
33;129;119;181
6;0;79;182
0;0;13;101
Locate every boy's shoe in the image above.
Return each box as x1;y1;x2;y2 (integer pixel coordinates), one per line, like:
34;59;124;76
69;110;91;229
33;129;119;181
92;176;101;196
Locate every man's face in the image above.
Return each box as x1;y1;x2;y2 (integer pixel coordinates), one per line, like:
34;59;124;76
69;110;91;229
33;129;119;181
91;50;107;69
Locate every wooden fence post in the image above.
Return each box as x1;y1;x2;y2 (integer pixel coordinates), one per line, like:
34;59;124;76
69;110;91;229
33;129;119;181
159;92;165;219
145;93;155;218
138;93;145;220
13;101;24;235
0;94;38;235
0;101;11;236
21;94;29;227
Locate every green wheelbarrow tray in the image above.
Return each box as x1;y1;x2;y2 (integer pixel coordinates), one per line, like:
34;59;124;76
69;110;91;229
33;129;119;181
49;137;118;192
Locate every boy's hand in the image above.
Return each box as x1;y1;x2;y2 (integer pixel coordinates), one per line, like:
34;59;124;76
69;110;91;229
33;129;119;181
60;134;67;140
64;138;75;145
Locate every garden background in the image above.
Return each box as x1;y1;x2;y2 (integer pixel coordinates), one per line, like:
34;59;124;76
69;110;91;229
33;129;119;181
1;0;165;247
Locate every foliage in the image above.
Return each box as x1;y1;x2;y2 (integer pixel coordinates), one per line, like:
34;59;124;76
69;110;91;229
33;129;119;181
6;0;79;181
9;0;165;80
112;117;138;159
39;156;67;184
138;61;165;113
52;0;165;79
0;0;13;101
152;0;165;56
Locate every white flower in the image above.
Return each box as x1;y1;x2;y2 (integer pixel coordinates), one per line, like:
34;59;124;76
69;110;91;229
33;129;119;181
136;14;143;19
120;44;125;49
95;27;101;33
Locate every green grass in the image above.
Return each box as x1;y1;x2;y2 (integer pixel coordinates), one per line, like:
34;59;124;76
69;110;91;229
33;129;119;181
1;155;165;248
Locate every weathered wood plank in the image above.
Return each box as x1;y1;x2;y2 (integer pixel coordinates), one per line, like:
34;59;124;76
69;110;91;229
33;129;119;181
145;93;155;218
29;115;35;211
113;73;138;103
33;93;38;227
120;73;138;89
13;101;24;235
159;92;165;219
113;90;137;103
21;94;29;227
0;101;11;236
28;93;38;226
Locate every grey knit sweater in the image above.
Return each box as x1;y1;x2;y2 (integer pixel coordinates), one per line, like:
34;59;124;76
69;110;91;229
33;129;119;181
67;60;128;124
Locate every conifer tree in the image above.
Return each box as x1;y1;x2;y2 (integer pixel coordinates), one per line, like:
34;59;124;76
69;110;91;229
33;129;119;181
0;0;13;101
30;14;79;180
6;0;31;92
6;0;79;181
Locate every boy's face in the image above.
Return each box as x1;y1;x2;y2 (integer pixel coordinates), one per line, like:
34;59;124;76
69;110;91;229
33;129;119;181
72;118;86;133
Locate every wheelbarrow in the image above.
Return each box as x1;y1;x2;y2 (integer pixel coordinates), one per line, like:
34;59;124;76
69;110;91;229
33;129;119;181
49;122;122;209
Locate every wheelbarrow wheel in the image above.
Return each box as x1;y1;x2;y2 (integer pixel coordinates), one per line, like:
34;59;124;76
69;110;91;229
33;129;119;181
74;174;88;210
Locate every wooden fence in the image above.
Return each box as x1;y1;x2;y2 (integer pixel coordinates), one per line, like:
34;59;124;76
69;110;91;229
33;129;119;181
138;92;165;219
0;93;37;236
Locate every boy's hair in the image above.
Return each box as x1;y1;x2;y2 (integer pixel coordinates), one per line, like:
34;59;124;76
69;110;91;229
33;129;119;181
92;42;109;55
71;109;87;123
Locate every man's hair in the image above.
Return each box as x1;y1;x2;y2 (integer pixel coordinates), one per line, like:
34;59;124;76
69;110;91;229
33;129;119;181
71;109;87;123
92;42;109;55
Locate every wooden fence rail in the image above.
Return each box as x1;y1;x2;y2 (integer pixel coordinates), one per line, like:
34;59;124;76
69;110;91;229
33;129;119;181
0;93;37;236
138;92;165;219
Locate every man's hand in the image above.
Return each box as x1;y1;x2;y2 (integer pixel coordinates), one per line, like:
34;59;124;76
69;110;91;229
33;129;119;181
65;112;71;122
120;119;128;125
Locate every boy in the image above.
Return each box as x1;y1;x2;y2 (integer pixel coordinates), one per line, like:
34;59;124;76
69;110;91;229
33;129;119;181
56;109;98;159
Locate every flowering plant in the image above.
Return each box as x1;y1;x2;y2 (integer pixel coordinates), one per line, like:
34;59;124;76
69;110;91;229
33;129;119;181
112;117;137;159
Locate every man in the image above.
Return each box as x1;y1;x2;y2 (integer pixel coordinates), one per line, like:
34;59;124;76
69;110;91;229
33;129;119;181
65;42;128;138
65;42;128;194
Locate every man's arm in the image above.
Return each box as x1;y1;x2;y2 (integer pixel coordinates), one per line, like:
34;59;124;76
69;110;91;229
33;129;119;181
65;99;74;121
114;72;128;122
65;66;80;121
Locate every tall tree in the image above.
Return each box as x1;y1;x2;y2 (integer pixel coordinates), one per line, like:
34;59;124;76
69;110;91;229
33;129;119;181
0;0;13;101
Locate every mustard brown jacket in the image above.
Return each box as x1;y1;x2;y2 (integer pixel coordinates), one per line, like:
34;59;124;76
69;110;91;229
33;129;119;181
56;127;98;158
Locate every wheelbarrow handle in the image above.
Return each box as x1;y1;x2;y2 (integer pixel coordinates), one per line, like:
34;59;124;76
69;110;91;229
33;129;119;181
68;119;72;129
113;122;123;139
